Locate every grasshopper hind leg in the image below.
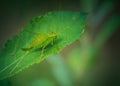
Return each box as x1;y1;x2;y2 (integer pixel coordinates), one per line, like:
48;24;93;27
40;47;45;58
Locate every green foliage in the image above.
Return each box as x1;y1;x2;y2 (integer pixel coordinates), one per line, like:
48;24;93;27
0;11;87;80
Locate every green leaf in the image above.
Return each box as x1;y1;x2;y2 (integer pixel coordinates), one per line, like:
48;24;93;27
0;11;87;80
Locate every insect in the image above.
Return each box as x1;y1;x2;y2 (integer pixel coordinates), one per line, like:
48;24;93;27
0;30;58;74
22;31;57;53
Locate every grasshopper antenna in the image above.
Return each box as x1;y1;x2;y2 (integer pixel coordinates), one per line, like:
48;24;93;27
0;56;22;73
9;51;29;74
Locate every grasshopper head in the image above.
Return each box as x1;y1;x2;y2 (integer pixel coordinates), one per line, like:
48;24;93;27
48;32;57;39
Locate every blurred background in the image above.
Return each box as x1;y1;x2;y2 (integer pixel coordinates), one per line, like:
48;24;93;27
0;0;120;86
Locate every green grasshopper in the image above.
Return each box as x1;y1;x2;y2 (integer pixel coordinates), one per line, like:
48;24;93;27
0;30;58;74
22;32;57;52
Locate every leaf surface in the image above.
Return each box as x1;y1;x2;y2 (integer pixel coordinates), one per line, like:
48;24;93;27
0;11;87;80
